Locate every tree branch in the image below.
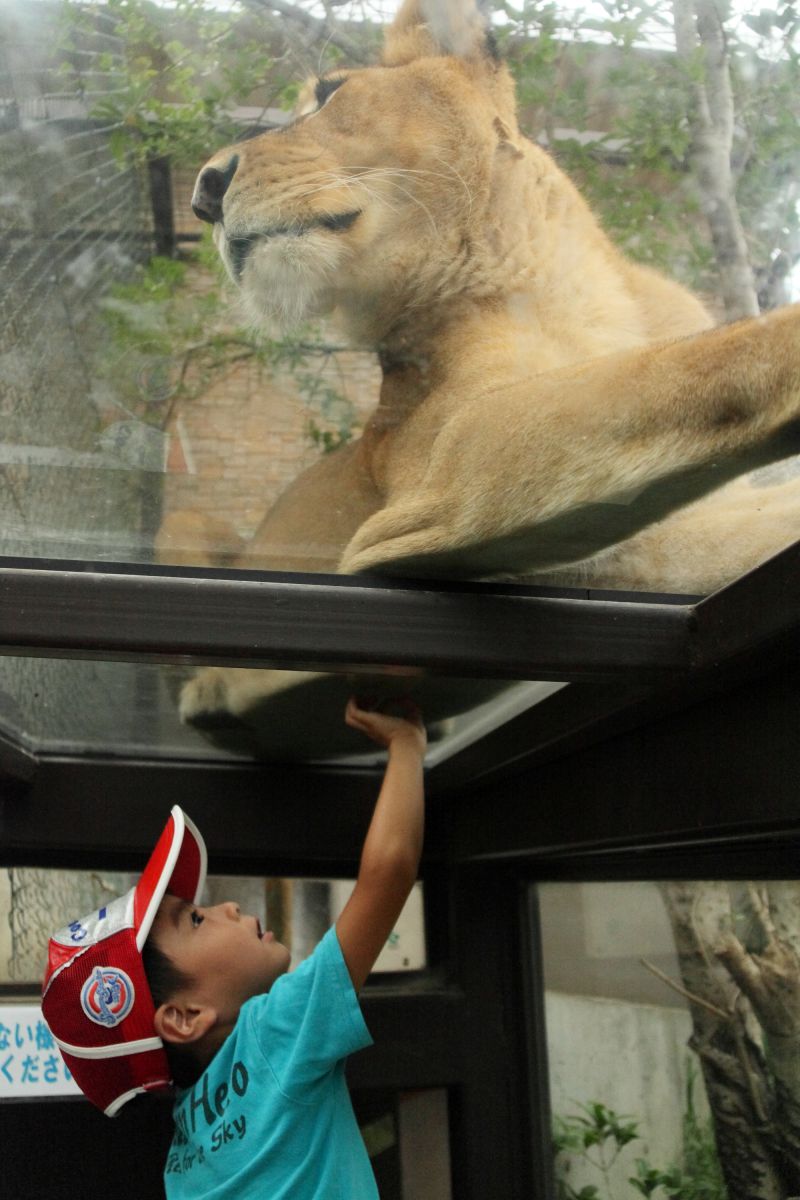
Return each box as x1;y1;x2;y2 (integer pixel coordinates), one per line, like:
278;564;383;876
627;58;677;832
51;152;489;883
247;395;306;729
640;956;731;1020
240;0;373;65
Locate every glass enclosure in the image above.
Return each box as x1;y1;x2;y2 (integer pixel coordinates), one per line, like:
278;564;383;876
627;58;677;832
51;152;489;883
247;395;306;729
2;0;798;599
4;0;798;768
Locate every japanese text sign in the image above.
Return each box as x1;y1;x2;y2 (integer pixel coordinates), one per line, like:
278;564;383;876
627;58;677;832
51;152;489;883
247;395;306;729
0;1004;81;1099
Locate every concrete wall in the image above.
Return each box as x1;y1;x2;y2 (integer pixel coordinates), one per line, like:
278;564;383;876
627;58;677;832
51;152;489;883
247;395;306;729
547;990;709;1197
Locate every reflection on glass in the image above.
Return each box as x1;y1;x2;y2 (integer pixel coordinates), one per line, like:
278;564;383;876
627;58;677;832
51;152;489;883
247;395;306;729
539;880;800;1200
2;1;798;590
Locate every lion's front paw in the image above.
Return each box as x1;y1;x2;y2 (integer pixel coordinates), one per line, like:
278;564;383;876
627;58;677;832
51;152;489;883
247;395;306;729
179;667;317;728
179;667;238;727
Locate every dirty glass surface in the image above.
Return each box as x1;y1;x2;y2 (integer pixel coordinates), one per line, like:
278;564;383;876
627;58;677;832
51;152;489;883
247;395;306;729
539;879;800;1200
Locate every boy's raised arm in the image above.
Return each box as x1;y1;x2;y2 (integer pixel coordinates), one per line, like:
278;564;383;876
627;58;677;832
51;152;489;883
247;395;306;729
335;698;427;991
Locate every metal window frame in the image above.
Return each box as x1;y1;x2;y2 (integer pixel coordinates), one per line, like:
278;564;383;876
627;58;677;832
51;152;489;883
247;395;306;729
0;541;797;860
0;537;795;677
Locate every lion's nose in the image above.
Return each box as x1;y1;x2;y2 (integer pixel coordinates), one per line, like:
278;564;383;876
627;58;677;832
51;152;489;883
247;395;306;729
191;155;239;224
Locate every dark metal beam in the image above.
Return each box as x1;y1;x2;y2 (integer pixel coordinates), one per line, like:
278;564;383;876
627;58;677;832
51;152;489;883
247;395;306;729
0;558;693;681
446;866;537;1199
428;617;800;797
1;757;380;874
692;540;800;667
0;727;37;782
447;668;800;865
351;988;467;1089
426;681;648;793
0;754;446;874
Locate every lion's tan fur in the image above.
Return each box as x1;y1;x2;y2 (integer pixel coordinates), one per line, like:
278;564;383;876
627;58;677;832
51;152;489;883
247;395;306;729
158;0;800;735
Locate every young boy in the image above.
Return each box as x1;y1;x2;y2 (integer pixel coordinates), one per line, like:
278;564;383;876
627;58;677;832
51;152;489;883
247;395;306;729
42;697;426;1198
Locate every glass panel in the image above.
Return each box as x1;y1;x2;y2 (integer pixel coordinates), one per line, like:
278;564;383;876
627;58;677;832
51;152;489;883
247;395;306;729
1;867;425;988
539;880;800;1200
1;2;797;594
0;653;561;761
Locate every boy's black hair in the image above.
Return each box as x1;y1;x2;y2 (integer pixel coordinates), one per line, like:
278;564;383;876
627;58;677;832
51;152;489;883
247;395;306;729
141;936;204;1090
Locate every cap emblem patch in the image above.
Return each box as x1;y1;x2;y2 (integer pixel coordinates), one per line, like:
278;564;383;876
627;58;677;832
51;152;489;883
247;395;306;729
80;967;135;1028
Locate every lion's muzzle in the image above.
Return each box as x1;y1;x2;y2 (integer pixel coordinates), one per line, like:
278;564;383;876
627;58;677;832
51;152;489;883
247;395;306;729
192;155;240;225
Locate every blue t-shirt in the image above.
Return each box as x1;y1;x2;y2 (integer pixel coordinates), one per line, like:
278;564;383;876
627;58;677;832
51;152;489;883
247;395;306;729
163;927;378;1199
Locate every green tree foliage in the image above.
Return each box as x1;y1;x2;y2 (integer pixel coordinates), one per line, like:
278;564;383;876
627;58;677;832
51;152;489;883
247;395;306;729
555;1068;728;1200
497;0;800;306
59;0;362;450
60;0;800;298
554;1100;640;1199
90;240;359;453
60;0;289;165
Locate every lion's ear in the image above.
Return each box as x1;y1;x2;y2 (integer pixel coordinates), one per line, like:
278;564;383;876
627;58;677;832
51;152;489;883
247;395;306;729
382;0;498;67
493;116;524;160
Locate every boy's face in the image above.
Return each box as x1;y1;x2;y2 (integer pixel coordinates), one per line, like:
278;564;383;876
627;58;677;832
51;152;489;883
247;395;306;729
151;893;291;1029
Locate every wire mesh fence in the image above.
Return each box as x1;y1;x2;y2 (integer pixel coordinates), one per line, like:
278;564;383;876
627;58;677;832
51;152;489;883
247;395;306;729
0;2;170;764
0;0;160;562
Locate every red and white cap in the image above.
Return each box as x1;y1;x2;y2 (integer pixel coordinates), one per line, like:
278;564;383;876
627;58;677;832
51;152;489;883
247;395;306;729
42;806;207;1116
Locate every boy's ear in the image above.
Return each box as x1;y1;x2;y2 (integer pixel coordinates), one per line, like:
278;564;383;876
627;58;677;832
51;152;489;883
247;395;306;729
154;1000;217;1046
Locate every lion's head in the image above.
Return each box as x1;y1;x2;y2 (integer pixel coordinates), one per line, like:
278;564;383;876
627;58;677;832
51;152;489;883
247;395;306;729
192;0;527;339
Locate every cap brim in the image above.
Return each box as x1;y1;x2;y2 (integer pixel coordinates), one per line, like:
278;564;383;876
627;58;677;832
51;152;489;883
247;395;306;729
133;806;207;951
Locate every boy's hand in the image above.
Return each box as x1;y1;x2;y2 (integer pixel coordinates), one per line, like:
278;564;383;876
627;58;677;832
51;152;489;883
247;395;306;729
345;697;427;755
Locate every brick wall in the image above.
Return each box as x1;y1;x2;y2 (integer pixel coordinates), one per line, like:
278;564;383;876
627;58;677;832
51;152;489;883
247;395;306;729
160;260;381;566
164;345;380;537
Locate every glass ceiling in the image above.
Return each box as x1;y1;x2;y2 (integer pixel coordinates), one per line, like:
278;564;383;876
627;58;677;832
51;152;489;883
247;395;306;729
1;0;798;764
0;654;562;764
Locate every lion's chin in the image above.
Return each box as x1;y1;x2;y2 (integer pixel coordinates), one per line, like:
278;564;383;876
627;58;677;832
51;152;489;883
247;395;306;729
234;233;343;333
240;279;336;333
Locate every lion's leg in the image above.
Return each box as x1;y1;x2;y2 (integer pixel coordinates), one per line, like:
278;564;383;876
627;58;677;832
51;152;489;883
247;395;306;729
155;510;247;568
158;438;382;574
240;437;383;571
340;307;800;577
179;666;318;725
179;663;516;758
533;465;800;594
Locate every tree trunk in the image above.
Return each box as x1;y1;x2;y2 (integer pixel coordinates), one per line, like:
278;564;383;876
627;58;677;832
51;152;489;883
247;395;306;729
672;0;760;320
717;884;800;1187
660;882;783;1199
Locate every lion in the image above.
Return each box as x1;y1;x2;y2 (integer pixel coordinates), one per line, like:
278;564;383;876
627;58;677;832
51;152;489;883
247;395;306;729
158;0;800;755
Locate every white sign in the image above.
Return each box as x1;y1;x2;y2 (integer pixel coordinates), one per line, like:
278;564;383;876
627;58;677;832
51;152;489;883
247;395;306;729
330;881;427;972
0;1004;81;1099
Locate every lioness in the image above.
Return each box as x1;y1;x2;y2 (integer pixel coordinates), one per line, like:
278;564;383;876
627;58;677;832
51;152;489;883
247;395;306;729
162;0;800;749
